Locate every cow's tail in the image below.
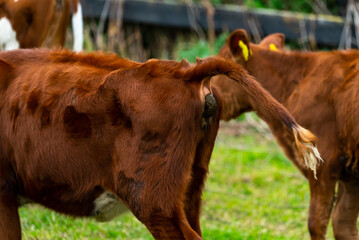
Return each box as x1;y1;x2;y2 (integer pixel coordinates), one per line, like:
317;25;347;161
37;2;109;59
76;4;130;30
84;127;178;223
186;56;323;178
292;125;322;178
71;1;83;51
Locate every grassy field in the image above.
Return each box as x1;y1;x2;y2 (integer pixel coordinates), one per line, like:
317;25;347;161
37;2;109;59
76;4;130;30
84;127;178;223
20;118;332;240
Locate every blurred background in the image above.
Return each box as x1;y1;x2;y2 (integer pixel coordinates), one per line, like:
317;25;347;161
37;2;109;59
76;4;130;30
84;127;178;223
72;0;355;63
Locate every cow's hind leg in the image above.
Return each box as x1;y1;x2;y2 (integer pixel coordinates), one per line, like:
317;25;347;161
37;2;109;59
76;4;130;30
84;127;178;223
123;186;201;239
307;172;336;240
140;207;201;240
183;164;206;236
0;180;21;240
183;104;221;236
183;137;217;235
332;180;359;240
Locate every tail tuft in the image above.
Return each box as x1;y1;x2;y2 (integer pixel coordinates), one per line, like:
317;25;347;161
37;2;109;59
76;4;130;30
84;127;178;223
292;126;323;179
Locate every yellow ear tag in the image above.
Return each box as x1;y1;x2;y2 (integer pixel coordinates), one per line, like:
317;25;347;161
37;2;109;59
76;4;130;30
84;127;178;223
238;40;249;61
269;43;278;52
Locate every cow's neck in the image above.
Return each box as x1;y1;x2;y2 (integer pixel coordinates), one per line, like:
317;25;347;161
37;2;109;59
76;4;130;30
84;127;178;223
246;47;314;104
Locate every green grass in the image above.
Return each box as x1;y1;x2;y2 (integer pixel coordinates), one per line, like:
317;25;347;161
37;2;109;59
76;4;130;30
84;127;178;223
201;130;311;240
176;33;228;62
20;120;332;240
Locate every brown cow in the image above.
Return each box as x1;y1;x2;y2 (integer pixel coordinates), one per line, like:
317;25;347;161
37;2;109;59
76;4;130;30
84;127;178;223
0;0;83;51
213;29;359;240
0;49;320;239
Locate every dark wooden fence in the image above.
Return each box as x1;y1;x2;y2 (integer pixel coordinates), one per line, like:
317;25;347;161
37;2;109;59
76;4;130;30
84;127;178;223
81;0;345;47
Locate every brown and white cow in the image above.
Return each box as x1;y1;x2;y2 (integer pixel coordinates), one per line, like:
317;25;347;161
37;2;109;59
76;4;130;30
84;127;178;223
0;0;83;51
0;49;320;239
213;29;359;240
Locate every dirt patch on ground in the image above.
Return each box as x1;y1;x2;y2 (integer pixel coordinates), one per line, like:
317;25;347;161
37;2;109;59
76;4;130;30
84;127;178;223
218;118;272;139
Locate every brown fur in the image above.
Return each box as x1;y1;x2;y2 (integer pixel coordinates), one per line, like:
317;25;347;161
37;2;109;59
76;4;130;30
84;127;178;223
0;0;80;48
214;29;359;240
0;49;305;239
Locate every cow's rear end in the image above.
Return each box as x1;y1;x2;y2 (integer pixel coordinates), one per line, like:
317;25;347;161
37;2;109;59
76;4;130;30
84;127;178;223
0;49;223;240
0;49;321;240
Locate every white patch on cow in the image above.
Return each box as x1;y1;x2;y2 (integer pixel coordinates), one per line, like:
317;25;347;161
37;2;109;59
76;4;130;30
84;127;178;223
71;2;83;51
0;17;19;51
14;0;19;2
92;191;128;222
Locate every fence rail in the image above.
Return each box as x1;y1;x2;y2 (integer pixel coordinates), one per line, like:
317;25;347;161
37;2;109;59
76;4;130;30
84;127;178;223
82;0;345;47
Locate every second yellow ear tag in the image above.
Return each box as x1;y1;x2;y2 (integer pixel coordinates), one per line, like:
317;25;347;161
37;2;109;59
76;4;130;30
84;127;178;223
238;40;249;61
269;43;278;51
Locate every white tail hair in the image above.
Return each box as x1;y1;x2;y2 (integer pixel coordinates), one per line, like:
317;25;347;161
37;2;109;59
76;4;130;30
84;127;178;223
292;126;323;179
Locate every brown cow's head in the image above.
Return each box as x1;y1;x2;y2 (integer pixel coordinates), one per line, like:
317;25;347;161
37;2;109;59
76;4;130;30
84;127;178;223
215;29;286;119
226;29;285;64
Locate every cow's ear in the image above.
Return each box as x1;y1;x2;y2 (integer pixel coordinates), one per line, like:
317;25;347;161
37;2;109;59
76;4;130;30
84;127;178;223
228;29;252;62
259;33;285;51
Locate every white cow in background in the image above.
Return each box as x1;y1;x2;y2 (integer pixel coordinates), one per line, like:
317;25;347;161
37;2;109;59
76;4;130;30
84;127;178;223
0;0;83;51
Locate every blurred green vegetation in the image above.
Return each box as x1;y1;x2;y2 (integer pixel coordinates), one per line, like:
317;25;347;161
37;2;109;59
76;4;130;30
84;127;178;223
176;32;228;62
245;0;339;14
197;0;340;15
